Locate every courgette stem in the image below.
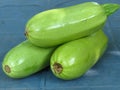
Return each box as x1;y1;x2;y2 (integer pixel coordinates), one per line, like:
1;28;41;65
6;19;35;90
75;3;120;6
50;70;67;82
5;65;11;73
102;3;120;16
53;63;63;74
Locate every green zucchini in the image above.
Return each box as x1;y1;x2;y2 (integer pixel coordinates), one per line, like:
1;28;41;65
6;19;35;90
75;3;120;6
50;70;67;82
2;40;55;78
25;2;119;47
50;30;108;80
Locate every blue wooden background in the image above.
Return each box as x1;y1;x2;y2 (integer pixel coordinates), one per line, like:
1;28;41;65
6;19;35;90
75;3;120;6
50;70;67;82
0;0;120;90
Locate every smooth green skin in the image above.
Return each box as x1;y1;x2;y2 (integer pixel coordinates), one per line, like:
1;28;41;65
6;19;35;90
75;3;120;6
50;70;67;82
50;30;108;80
2;40;55;78
26;2;107;47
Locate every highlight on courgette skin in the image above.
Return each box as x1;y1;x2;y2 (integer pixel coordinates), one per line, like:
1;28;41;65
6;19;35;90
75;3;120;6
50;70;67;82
25;2;119;47
50;30;108;80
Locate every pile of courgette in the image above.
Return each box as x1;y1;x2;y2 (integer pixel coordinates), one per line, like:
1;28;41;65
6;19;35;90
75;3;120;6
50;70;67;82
2;2;120;80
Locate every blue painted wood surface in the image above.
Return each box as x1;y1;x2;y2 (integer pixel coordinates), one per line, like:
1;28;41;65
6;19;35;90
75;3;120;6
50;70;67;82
0;0;120;90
